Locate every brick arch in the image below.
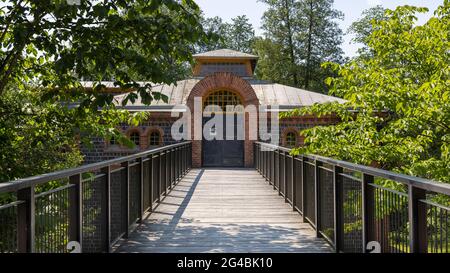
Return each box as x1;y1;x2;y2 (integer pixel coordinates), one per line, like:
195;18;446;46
143;126;165;147
281;127;305;147
187;72;259;109
125;127;144;150
187;72;260;168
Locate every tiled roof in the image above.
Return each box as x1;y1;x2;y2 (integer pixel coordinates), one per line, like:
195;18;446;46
193;49;258;59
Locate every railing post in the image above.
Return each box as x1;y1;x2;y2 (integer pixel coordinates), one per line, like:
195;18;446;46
181;145;184;176
272;150;276;189
122;161;130;238
157;153;161;203
314;160;321;237
283;151;287;202
163;152;167;196
175;148;179;182
172;148;175;185
101;165;111;252
408;185;427;253
17;186;35;253
333;165;343;253
178;147;181;180
68;174;83;251
139;157;144;223
253;143;256;169
149;155;153;212
278;150;281;195
256;144;260;172
184;144;187;174
362;173;375;253
265;148;268;180
262;147;266;178
167;151;172;191
301;156;307;222
291;154;296;211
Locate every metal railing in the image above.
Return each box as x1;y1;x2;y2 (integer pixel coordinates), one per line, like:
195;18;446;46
254;142;450;253
0;142;192;253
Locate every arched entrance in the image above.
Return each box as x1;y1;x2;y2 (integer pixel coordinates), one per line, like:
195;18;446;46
187;72;259;168
202;90;244;167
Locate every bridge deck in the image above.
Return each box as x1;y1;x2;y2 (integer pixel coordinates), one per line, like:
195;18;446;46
116;169;332;253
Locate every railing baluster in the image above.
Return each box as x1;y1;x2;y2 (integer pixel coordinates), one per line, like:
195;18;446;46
291;154;296;211
408;185;427;253
314;160;321;237
167;151;171;191
272;150;276;189
175;148;179;182
139;157;144;223
17;186;35;253
301;156;307;222
122;161;130;238
101;165;111;252
163;152;167;196
362;173;374;253
333;165;343;253
172;148;175;186
68;174;83;251
284;151;287;202
157;153;161;203
277;150;279;189
149;154;153;212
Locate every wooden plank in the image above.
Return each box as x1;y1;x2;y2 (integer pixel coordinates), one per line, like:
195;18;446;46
115;169;332;253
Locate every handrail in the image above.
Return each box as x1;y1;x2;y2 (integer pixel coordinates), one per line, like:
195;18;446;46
0;141;192;253
254;141;450;253
256;141;450;195
0;141;191;193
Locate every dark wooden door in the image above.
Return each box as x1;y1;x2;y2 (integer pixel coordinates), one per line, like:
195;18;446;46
202;114;244;167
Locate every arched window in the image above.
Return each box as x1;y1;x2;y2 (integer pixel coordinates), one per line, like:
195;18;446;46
130;132;140;146
149;131;161;147
286;132;297;148
203;90;243;113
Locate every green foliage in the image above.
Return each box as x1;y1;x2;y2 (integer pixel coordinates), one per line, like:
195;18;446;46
282;3;450;185
227;15;256;54
0;0;207;108
0;87;83;183
0;85;148;184
0;0;207;185
347;5;388;56
197;14;255;54
255;0;344;93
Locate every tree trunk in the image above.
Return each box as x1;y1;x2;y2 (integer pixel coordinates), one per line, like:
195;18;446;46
283;0;298;87
305;0;314;90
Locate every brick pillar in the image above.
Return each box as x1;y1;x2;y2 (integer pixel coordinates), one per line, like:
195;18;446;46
192;140;202;168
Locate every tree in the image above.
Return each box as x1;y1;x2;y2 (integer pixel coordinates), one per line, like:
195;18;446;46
0;0;208;182
196;15;255;54
196;15;229;52
253;37;293;85
257;0;344;93
0;86;83;183
282;3;450;187
227;15;255;54
0;0;207;107
259;0;300;86
297;0;344;91
347;5;388;56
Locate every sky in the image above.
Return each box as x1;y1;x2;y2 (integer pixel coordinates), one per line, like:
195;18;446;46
195;0;443;57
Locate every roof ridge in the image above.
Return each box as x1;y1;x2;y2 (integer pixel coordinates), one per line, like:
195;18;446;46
193;48;258;59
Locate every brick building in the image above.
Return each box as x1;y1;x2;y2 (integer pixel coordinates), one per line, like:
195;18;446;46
81;49;345;167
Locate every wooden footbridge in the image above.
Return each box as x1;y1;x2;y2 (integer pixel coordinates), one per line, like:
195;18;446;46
0;142;448;253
